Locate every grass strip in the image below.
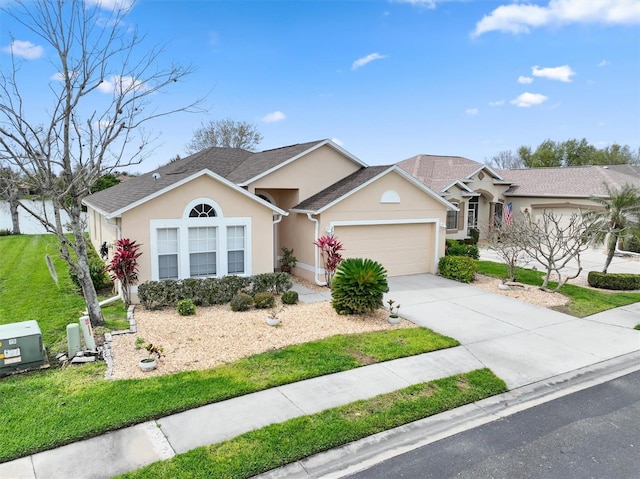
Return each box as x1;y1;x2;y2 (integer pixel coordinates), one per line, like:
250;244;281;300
477;260;640;317
119;369;507;479
0;327;458;463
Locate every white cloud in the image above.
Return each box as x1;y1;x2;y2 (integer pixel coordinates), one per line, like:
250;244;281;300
2;40;44;60
473;0;640;37
85;0;134;10
331;138;344;147
489;100;505;107
510;92;548;107
518;75;534;84
466;108;479;115
261;111;286;123
532;65;576;82
598;60;610;67
97;75;147;94
351;52;387;70
391;0;437;8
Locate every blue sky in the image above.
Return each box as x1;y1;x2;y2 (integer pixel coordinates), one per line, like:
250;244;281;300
2;0;639;172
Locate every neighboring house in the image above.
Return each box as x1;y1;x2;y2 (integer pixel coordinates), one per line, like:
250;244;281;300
398;155;640;240
84;139;456;300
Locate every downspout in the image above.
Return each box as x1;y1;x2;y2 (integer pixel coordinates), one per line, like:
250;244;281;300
272;214;283;270
306;213;327;286
105;216;123;301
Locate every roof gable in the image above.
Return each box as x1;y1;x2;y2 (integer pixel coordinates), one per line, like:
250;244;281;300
291;165;457;214
84;169;287;218
83;139;367;215
397;154;504;193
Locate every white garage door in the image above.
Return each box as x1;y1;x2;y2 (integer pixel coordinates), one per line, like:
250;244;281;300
335;223;435;276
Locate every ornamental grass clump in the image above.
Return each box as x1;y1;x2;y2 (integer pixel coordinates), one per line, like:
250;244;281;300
331;258;389;315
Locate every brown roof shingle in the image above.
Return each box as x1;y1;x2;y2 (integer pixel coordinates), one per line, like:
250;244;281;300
292;166;392;212
83;140;327;215
502;165;640;197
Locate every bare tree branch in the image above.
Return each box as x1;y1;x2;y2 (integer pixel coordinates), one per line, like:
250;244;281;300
0;0;204;325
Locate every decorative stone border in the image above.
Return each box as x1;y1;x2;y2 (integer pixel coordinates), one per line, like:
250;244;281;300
103;305;136;380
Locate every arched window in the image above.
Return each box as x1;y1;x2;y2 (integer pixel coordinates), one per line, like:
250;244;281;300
189;203;217;218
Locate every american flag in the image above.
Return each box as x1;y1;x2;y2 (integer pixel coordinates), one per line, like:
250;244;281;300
503;202;514;226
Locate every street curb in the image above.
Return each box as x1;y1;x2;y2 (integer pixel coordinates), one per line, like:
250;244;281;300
255;350;640;479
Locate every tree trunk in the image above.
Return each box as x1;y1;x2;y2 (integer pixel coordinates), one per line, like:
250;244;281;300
9;195;20;234
602;233;617;274
62;204;104;327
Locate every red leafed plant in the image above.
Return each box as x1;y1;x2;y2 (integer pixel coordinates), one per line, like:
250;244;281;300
314;234;344;286
106;238;142;305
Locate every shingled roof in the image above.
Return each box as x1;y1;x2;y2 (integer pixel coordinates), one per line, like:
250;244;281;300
397;154;503;193
291;166;391;213
291;165;456;213
83;140;337;216
502;165;640;197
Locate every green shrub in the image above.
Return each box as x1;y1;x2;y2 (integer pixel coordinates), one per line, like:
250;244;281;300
177;298;196;316
0;229;13;236
469;228;480;245
331;258;389;315
438;256;477;283
281;290;299;305
446;241;480;260
254;292;275;309
587;271;640;291
621;235;640;253
69;244;112;292
251;272;292;295
230;292;254;312
218;276;251;303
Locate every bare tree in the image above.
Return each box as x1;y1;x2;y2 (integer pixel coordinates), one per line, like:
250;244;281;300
521;210;590;292
0;0;201;325
485;150;524;169
485;214;529;282
185;118;263;154
0;165;22;234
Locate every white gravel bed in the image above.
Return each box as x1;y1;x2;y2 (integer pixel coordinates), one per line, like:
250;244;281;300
110;302;415;380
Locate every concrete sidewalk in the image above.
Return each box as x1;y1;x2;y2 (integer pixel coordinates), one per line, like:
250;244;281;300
2;275;638;479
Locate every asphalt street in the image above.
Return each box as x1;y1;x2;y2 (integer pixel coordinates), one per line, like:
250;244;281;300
347;370;640;479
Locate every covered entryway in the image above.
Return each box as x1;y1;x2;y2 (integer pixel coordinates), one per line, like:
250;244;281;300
333;221;437;276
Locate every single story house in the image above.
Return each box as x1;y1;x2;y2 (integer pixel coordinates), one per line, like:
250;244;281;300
398;155;640;240
84;139;456;299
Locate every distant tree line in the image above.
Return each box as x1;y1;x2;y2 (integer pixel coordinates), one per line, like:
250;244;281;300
486;139;640;169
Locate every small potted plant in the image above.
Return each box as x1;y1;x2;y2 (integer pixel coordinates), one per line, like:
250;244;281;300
386;299;401;324
139;342;163;372
266;306;284;326
279;247;297;273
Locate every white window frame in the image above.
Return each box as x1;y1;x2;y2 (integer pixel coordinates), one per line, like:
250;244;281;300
226;225;246;275
157;227;179;280
150;198;252;280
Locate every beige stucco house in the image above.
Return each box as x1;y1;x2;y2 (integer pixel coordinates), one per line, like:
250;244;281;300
398;155;640;239
83;140;456;298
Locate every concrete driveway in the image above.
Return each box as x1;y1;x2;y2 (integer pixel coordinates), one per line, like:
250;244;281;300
385;274;640;389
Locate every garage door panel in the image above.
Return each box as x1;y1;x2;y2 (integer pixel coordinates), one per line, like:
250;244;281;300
335;223;433;276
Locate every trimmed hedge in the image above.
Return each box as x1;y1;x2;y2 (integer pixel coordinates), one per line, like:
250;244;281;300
445;239;480;260
438;256;477;283
254;292;275;309
587;271;640;291
138;272;294;310
177;299;196;316
281;290;299;305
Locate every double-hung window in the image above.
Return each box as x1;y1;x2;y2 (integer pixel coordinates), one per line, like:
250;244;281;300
189;227;217;277
447;202;459;230
157;228;179;279
227;226;245;274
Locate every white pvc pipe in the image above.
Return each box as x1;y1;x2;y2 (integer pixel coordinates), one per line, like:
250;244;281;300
306;213;327;286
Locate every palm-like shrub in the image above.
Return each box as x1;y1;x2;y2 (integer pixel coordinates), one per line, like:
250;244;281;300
331;258;389;315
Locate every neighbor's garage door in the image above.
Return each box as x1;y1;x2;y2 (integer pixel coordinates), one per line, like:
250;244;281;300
335;223;434;276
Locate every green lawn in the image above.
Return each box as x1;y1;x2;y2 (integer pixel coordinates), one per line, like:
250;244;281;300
120;369;507;479
477;260;640;317
0;234;460;463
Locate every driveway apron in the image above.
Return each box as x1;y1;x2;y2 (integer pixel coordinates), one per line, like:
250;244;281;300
386;274;640;389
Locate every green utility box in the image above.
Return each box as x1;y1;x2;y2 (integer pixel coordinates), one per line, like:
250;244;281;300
0;320;48;376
